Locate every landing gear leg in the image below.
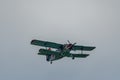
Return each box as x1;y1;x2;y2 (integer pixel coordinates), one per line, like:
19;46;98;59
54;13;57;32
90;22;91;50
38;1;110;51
50;61;52;64
72;56;75;60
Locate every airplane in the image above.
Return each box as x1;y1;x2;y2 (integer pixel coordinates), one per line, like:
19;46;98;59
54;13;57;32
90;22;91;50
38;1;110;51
31;39;96;64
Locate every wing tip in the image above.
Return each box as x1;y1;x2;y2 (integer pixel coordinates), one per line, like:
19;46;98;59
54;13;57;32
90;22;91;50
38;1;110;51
91;46;96;51
31;39;37;45
93;46;96;49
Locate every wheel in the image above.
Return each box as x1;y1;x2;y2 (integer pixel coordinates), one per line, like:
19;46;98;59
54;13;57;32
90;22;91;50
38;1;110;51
72;57;75;60
50;61;52;64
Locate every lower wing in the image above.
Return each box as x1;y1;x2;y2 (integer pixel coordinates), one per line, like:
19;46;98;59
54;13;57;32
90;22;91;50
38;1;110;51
66;53;89;58
38;49;60;56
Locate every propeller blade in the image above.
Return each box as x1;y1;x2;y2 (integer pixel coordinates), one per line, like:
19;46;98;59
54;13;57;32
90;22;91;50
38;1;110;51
73;43;76;45
67;40;71;44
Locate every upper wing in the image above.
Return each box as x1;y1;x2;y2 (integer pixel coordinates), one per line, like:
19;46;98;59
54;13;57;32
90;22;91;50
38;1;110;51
31;39;63;49
72;45;96;51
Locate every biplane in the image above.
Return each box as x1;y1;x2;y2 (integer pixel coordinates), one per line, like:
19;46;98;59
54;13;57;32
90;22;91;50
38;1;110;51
31;39;96;64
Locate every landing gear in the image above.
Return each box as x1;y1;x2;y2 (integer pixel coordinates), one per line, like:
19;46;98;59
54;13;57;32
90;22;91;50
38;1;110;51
46;55;50;61
50;61;52;64
72;56;75;60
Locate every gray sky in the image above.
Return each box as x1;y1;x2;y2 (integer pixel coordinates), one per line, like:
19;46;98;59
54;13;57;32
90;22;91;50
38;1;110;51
0;0;120;80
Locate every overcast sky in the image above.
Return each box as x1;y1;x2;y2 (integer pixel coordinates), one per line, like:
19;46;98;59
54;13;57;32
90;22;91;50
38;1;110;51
0;0;120;80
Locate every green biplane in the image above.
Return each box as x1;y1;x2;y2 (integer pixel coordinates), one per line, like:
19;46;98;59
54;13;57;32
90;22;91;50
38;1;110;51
31;39;96;64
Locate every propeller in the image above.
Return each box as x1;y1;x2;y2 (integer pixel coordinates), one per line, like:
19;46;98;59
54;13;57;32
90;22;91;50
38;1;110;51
67;40;76;45
73;42;76;45
66;40;77;51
